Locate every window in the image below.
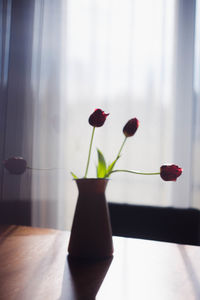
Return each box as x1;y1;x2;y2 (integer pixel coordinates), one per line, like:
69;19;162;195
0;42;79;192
1;0;199;230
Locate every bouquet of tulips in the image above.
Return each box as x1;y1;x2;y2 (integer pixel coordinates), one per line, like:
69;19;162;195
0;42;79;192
71;109;182;182
3;108;182;182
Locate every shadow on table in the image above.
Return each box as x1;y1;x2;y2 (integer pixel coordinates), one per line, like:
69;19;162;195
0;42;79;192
58;256;113;300
178;245;200;299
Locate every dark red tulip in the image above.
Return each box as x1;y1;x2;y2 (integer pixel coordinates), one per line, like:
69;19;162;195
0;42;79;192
88;109;109;127
123;118;139;137
160;165;182;181
3;156;27;174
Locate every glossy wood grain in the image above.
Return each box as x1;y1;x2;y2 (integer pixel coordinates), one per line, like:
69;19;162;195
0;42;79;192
0;226;69;300
0;226;200;300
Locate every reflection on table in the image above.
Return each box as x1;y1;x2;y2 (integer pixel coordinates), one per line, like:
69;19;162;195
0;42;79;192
0;225;200;300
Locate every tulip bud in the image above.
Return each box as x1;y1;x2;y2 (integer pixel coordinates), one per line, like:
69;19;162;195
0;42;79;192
123;118;139;137
160;164;182;181
88;109;109;127
3;156;27;175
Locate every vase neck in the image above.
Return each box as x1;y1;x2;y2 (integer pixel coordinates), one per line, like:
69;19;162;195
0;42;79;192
75;179;108;194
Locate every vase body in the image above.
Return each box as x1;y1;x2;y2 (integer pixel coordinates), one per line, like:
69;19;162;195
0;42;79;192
68;179;113;260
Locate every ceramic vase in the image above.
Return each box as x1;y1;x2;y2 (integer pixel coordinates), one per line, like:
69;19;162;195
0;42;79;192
68;178;113;260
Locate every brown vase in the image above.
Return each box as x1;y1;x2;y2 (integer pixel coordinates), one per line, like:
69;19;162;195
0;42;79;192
68;178;113;260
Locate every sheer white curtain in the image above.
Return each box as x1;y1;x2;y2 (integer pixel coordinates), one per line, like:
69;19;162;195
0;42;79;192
63;0;176;213
1;0;199;230
30;0;69;229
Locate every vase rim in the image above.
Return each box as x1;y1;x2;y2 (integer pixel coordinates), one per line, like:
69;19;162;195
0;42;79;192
73;178;109;181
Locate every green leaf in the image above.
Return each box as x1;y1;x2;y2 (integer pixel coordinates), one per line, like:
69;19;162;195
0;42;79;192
106;156;120;177
96;148;107;178
71;171;78;179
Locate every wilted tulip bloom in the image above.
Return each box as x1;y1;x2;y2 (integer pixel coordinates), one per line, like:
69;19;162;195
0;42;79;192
88;109;109;127
123;118;139;137
3;156;27;174
160;164;182;181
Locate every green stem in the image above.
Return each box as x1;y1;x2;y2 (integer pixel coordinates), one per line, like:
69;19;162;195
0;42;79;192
107;169;160;177
117;137;127;158
84;127;95;178
104;137;127;178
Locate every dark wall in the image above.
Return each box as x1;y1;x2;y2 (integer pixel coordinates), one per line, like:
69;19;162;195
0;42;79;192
0;200;31;226
0;200;199;246
109;203;200;246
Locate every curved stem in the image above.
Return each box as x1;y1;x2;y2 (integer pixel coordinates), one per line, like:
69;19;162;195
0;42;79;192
27;167;65;171
107;169;160;177
84;127;95;178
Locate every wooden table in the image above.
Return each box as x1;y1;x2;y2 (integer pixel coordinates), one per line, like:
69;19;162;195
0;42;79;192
0;226;200;300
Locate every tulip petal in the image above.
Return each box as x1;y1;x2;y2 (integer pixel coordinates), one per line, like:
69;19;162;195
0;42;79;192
160;164;182;181
89;109;109;127
123;118;139;137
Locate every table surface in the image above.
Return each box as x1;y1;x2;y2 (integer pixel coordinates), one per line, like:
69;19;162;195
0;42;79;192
0;225;200;300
